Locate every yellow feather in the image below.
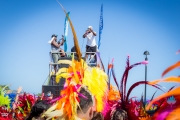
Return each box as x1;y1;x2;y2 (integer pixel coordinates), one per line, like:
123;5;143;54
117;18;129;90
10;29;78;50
42;103;57;117
57;60;72;66
83;67;108;112
56;68;68;83
46;110;63;120
72;55;79;83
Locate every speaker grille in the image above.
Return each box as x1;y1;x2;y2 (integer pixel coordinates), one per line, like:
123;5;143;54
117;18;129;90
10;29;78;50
42;85;63;98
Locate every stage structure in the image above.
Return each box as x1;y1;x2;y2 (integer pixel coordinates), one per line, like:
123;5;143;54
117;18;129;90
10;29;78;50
42;51;97;98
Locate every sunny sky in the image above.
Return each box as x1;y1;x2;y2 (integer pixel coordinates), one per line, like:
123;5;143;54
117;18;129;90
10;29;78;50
0;0;179;98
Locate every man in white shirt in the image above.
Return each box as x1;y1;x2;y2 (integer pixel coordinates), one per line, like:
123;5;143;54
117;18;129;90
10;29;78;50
83;26;97;62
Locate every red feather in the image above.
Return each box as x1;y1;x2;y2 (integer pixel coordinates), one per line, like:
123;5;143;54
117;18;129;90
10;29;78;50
126;81;164;102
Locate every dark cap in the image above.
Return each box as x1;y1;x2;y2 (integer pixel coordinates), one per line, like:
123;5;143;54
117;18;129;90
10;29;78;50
51;34;58;38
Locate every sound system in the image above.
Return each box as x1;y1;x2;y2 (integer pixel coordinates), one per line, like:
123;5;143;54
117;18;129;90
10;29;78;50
42;56;85;98
42;85;64;98
48;75;66;86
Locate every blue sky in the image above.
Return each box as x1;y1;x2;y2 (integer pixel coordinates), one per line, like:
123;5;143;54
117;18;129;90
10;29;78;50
0;0;179;98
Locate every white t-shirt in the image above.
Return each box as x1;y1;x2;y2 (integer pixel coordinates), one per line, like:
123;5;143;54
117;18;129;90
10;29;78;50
86;32;96;47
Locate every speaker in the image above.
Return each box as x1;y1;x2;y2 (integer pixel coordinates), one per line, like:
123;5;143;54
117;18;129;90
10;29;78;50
49;75;66;86
42;85;63;98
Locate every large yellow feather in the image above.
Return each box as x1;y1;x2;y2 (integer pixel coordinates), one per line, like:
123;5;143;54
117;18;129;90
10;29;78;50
56;68;68;83
83;67;108;112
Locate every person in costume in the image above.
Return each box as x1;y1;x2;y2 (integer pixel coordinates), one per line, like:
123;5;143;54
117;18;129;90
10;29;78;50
49;34;66;73
0;85;12;120
92;112;104;120
110;109;128;120
26;100;51;120
83;26;97;62
43;56;108;120
76;87;95;120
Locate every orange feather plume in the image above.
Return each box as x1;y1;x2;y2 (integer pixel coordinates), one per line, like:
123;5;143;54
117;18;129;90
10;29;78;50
162;61;180;77
57;0;82;62
146;87;180;111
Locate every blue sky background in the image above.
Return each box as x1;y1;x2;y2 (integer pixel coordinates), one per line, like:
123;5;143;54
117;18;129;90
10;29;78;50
0;0;179;98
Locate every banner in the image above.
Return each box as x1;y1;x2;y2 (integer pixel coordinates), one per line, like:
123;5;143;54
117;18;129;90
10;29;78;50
98;4;103;49
64;12;70;52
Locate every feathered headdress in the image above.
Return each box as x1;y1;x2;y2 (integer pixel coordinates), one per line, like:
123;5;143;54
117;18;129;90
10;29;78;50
0;85;11;109
82;66;108;112
103;56;167;120
102;85;120;120
0;85;11;119
146;57;180;119
44;56;108;119
14;93;36;119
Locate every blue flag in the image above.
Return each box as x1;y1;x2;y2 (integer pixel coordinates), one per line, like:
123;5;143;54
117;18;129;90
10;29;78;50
64;12;70;52
98;4;103;49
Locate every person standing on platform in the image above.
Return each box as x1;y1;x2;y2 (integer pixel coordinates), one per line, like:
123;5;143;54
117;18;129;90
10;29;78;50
83;26;97;62
49;34;65;73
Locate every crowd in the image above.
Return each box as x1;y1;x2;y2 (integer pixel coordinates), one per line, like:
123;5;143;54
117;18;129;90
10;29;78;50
0;51;180;120
1;18;180;119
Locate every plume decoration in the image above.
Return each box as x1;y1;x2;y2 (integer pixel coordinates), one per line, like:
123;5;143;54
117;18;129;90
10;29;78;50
126;81;164;103
146;86;180;111
0;85;10;95
48;96;63;104
107;62;111;86
165;107;180;120
44;57;84;120
108;56;168;119
111;62;120;94
0;85;11;109
44;55;108;119
0;85;12;119
107;59;114;89
14;93;36;118
56;0;82;62
83;66;108;112
0;106;12;119
119;56;148;107
0;94;11;109
56;57;84;120
55;67;68;83
5;93;16;108
146;61;180;120
102;85;120;119
150;91;157;102
150;95;180;120
168;85;177;92
162;61;180;77
107;85;120;101
138;116;151;120
148;76;180;85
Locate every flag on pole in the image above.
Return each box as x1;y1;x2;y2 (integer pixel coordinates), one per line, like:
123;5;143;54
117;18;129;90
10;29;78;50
98;4;103;49
64;12;70;52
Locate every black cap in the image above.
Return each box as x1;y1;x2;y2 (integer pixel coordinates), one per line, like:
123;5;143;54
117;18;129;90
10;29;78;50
51;34;58;38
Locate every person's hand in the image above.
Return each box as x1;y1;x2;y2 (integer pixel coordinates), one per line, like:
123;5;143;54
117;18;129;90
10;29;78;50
62;39;65;44
89;28;93;32
59;39;64;45
85;31;88;34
